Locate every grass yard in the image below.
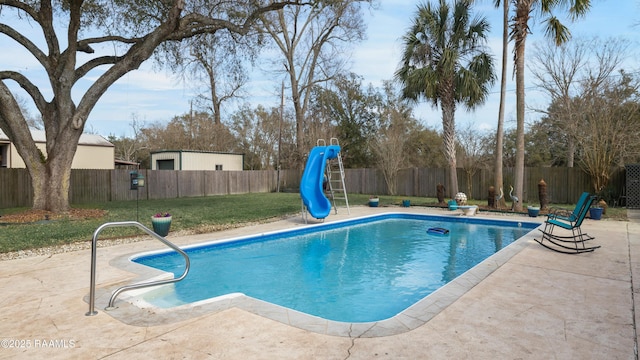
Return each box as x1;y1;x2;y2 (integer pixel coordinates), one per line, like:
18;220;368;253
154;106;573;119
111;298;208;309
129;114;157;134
0;192;627;254
0;193;301;253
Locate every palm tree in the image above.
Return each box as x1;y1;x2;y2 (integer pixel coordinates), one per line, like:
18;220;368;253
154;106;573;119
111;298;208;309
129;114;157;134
510;0;591;211
395;0;495;198
493;0;509;209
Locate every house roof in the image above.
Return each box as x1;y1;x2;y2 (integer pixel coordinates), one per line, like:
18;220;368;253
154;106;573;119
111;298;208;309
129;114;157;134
115;159;140;166
0;128;113;147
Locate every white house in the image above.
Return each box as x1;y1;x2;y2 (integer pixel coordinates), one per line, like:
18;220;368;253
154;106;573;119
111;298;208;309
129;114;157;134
0;129;115;169
150;150;244;171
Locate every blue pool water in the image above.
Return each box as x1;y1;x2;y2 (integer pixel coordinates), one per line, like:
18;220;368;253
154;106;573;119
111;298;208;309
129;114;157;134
132;214;537;323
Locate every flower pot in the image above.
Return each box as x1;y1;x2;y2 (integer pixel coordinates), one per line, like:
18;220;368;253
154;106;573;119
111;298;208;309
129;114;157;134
402;200;410;207
151;216;172;236
527;206;540;218
369;199;379;207
589;207;603;220
447;200;458;211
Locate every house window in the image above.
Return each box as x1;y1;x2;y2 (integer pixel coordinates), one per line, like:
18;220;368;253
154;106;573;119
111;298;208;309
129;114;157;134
215;164;223;170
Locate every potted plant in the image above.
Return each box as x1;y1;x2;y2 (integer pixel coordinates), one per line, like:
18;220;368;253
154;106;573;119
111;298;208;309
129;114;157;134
589;205;603;220
369;196;379;207
527;205;540;217
151;212;172;236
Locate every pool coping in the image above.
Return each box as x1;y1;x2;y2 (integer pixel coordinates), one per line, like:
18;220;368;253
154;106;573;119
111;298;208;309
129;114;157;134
98;212;542;338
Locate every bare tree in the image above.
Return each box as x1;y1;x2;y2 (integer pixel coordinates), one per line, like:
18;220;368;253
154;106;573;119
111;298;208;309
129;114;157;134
306;85;340;145
140;111;236;153
311;72;378;168
110;114;148;163
259;0;370;165
228;103;295;170
370;81;415;195
0;0;308;213
174;31;258;125
575;72;640;194
456;124;492;199
530;37;628;167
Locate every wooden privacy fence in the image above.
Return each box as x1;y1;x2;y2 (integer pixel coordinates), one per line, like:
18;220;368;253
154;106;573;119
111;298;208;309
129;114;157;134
0;166;625;209
345;167;625;204
386;167;623;204
0;169;301;208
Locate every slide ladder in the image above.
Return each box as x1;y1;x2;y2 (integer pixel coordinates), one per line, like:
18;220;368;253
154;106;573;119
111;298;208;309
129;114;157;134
326;138;350;215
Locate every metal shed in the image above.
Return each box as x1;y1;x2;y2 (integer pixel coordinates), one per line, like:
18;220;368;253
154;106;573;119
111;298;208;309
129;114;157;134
150;150;244;171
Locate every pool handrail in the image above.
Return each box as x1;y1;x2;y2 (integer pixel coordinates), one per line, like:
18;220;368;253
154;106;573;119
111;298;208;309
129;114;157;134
85;221;190;316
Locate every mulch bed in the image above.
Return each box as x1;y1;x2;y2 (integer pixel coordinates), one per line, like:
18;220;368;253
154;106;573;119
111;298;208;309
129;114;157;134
0;208;106;224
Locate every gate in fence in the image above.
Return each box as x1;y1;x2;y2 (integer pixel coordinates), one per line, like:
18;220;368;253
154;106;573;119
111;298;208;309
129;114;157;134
626;164;640;209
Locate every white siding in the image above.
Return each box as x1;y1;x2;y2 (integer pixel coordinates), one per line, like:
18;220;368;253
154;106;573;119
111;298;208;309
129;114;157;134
71;145;115;169
151;151;243;171
6;143;114;169
0;130;114;169
182;152;242;171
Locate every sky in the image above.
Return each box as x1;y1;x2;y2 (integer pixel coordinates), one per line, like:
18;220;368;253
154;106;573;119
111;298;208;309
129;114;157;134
2;0;639;138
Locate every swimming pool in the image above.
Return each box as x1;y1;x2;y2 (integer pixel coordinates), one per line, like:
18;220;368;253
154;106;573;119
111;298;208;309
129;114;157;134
130;213;538;323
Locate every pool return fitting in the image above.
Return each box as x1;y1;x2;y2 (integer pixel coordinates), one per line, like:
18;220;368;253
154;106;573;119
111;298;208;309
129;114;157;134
85;221;190;316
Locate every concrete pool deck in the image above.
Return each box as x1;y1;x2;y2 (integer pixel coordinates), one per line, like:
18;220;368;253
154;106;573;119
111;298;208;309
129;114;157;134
0;206;638;359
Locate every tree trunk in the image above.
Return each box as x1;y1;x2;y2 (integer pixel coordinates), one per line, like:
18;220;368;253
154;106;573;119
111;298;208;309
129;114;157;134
514;48;525;212
26;129;80;212
494;0;508;209
442;100;458;198
32;120;82;212
513;2;528;213
32;160;73;212
293;95;306;167
209;70;222;126
2;1;296;213
286;56;306;168
566;138;575;167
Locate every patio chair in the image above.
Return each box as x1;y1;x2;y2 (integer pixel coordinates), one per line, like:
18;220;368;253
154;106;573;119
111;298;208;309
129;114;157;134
547;192;590;221
534;195;599;254
544;192;594;241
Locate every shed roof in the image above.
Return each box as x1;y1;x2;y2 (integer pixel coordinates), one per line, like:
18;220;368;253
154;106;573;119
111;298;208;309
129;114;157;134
151;149;243;156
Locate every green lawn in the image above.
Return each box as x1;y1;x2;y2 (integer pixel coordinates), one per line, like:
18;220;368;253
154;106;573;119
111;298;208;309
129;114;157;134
0;193;627;254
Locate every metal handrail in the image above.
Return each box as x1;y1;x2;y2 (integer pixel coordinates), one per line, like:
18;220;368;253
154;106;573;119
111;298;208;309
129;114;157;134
85;221;190;316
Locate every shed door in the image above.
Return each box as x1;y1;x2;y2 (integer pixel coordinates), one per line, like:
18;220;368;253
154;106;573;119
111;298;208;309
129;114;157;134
156;159;175;170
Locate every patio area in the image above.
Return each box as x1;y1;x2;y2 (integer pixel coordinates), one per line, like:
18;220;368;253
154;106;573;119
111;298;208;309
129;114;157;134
0;206;638;359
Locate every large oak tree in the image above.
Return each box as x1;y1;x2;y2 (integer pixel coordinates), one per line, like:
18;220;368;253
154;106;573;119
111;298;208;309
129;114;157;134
0;0;307;213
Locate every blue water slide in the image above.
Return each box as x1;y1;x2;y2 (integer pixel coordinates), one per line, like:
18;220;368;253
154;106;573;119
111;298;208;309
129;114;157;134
300;145;341;219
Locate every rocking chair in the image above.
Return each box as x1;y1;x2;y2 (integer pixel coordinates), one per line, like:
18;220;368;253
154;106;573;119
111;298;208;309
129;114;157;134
534;194;599;254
